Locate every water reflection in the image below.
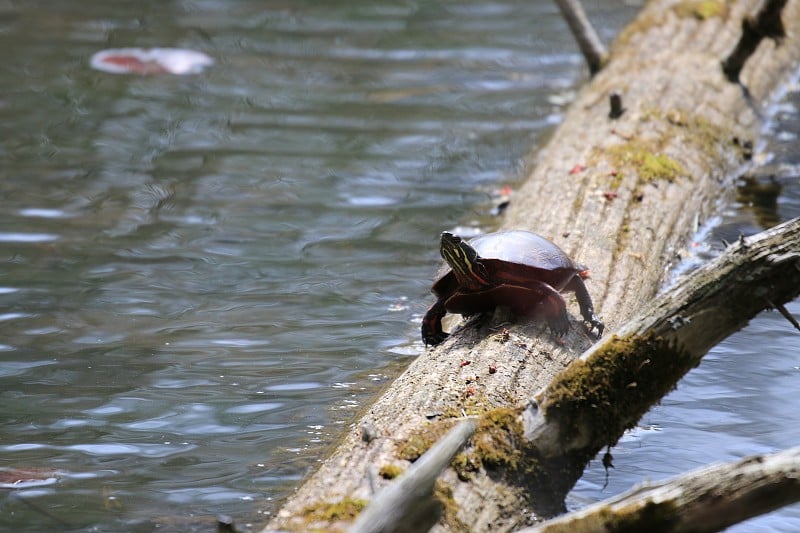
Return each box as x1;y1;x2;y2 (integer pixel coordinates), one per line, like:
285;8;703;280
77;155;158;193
2;1;626;528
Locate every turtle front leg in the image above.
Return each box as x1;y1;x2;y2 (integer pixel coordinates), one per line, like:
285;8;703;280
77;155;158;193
566;276;604;337
421;299;449;346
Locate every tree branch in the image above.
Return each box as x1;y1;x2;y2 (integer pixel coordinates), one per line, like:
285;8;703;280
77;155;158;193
553;0;607;75
350;420;476;533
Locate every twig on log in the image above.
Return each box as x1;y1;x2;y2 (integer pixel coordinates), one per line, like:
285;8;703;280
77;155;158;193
518;446;800;533
553;0;607;75
766;298;800;333
349;419;477;533
607;92;625;119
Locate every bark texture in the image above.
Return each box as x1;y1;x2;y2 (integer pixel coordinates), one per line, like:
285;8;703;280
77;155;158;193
264;0;800;531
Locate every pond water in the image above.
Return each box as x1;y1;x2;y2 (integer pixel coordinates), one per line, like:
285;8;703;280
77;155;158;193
0;1;797;531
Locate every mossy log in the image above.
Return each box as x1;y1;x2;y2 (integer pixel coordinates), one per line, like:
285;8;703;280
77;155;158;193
520;445;800;533
263;0;800;531
350;420;477;533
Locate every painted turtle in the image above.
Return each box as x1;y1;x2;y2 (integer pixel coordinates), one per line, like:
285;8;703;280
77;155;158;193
421;230;604;346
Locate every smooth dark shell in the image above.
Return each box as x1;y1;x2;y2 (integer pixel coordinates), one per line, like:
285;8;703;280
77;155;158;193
469;230;575;269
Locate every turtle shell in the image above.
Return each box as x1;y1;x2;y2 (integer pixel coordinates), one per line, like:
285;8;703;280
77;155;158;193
423;229;603;345
431;230;579;295
468;230;576;271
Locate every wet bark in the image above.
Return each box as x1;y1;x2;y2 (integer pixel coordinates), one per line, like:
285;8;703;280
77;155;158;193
263;0;800;531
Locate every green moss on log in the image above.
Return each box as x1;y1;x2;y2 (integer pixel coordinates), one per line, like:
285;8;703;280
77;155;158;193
540;334;697;450
662;109;729;162
378;464;405;479
472;407;525;470
607;141;684;183
396;419;459;462
434;480;471;531
395;407;540;481
673;0;727;19
536;499;679;532
298;497;368;531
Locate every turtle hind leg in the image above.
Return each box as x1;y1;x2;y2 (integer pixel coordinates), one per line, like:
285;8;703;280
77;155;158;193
446;283;569;337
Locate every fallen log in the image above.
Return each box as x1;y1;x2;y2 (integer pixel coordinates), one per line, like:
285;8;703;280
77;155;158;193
263;0;800;530
520;445;800;533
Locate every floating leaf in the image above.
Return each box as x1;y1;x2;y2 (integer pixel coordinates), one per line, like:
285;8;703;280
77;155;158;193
90;48;213;75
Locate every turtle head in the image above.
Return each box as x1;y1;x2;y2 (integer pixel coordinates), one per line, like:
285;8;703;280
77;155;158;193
440;232;490;289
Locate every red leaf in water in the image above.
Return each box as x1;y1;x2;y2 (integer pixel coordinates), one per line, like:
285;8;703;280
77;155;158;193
99;55;167;75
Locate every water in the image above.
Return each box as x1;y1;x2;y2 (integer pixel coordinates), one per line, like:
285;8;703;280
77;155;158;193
0;1;797;531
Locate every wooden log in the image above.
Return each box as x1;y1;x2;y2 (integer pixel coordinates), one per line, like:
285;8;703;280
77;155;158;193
263;0;800;530
519;446;800;533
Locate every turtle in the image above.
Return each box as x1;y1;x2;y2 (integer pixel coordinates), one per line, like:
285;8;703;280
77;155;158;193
421;230;604;346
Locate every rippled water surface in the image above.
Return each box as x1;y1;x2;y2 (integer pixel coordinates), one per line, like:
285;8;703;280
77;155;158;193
0;1;798;531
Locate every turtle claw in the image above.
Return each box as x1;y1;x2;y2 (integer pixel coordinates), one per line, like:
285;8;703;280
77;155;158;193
586;314;604;338
547;314;570;338
423;331;449;347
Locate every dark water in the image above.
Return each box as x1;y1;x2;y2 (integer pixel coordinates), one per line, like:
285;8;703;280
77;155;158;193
0;1;797;531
